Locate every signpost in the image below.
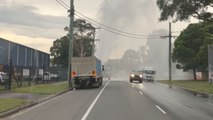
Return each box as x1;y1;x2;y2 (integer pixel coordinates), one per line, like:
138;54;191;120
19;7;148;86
208;45;213;84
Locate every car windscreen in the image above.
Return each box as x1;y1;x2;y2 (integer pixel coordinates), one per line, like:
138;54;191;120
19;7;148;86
144;70;155;74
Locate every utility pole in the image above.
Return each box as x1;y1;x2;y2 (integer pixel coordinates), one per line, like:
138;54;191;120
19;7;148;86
168;22;172;88
91;27;100;56
68;0;74;88
161;22;176;88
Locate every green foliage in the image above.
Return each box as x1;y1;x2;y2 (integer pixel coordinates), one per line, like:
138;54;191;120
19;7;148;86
50;19;96;66
13;82;69;95
156;0;213;22
73;19;95;57
159;80;213;94
121;49;142;71
172;22;213;74
105;49;142;74
0;98;26;113
50;36;69;66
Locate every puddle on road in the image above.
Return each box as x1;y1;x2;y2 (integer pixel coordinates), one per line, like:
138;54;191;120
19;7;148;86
179;88;213;104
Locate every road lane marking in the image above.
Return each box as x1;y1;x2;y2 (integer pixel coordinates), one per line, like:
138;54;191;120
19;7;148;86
81;81;110;120
139;91;143;95
9;88;75;119
156;105;166;114
132;85;134;88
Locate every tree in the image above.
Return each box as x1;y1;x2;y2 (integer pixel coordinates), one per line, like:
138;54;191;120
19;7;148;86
121;49;142;71
50;36;69;66
73;19;96;57
50;19;96;66
137;46;148;64
172;22;213;80
157;0;213;22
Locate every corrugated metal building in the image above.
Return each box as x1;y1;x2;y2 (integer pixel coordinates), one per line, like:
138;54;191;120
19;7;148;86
0;37;50;77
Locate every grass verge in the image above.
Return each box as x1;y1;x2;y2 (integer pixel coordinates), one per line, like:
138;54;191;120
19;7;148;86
159;80;213;94
0;98;26;113
12;82;69;95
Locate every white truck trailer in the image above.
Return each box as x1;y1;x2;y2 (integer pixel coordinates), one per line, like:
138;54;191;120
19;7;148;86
71;57;103;88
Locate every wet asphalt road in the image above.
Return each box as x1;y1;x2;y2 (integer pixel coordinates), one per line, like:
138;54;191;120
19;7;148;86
133;82;213;120
3;80;213;120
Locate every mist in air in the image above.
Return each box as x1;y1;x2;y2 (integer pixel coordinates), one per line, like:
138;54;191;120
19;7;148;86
95;0;193;80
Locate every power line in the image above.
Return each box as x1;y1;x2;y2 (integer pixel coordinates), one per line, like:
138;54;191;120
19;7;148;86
56;0;163;39
59;0;69;8
75;11;163;37
55;0;69;10
75;14;160;40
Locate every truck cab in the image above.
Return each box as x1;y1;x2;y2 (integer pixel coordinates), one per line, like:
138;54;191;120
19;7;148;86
142;67;156;81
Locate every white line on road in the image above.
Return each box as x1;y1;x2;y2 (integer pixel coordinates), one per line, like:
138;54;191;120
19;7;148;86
156;105;166;114
139;91;143;95
132;85;134;88
81;81;110;120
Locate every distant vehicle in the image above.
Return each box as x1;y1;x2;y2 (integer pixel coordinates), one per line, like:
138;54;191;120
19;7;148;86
141;67;156;81
43;72;60;81
129;70;143;83
72;57;103;88
0;72;8;84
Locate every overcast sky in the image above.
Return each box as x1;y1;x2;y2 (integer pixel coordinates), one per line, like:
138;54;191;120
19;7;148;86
0;0;103;53
0;0;196;61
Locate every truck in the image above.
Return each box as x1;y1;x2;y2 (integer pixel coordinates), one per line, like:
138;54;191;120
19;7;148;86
141;66;156;81
71;57;103;88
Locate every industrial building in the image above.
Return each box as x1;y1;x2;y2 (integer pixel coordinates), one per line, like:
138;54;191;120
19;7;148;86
0;37;50;78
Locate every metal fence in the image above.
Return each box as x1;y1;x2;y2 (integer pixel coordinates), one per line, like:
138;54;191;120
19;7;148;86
0;38;52;90
0;64;68;91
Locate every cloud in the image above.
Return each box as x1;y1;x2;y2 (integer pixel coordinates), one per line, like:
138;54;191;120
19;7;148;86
0;4;69;39
0;5;68;29
0;23;66;39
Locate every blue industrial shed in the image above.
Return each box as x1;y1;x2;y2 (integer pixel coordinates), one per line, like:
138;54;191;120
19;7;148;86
0;37;49;68
0;38;50;76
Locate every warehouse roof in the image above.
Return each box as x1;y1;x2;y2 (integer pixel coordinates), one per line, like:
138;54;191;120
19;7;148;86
0;37;49;55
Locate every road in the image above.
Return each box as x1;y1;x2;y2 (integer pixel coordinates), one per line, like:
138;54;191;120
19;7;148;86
133;82;213;120
2;80;213;120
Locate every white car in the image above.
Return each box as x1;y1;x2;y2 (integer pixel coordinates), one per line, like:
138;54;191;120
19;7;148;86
43;72;59;81
0;72;8;84
129;70;143;83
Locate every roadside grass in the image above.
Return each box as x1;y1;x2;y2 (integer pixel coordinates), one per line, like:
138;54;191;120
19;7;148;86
0;98;26;113
12;82;69;95
159;80;213;94
0;81;31;92
0;85;4;91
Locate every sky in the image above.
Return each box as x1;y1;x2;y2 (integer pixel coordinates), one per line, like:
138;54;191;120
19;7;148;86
0;0;196;61
0;0;102;53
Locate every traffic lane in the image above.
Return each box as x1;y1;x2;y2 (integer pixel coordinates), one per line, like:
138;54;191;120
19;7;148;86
86;81;175;120
133;82;213;120
4;83;106;120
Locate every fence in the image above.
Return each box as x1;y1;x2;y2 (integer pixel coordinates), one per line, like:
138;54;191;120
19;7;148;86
0;64;68;91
